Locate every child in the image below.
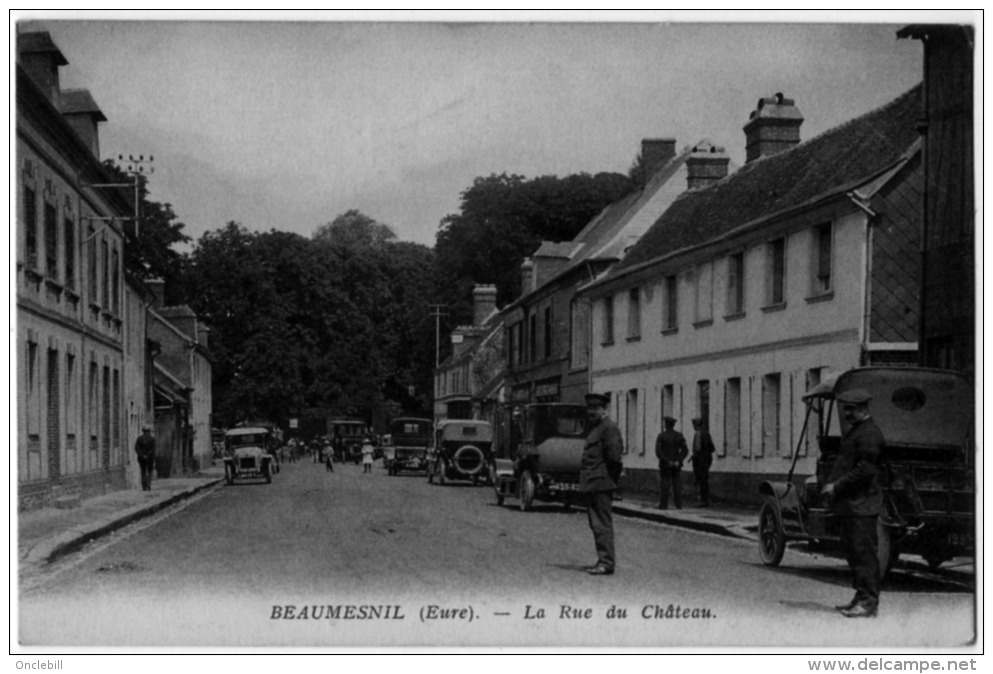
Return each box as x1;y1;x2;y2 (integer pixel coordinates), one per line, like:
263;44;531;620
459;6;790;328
361;437;375;474
325;447;334;472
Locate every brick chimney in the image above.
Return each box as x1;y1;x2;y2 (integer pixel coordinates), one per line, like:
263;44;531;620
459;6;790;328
17;31;68;108
196;324;210;350
520;258;534;297
472;285;497;326
686;140;730;190
145;278;166;311
640;138;677;181
61;89;107;158
743;93;804;163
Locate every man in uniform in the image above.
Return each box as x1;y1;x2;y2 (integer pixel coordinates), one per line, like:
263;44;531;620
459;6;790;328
821;389;885;618
134;424;156;492
655;416;688;509
579;392;624;576
690;417;716;507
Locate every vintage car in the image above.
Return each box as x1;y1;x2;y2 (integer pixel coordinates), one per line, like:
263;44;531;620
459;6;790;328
385;417;432;475
329;419;372;464
223;426;276;485
493;403;588;510
428;419;494;485
758;367;974;572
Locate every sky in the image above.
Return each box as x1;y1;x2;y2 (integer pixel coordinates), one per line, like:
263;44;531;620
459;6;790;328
14;11;970;249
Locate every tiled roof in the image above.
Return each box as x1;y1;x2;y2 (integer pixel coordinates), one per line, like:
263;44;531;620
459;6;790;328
60;89;107;121
534;241;580;258
618;84;923;271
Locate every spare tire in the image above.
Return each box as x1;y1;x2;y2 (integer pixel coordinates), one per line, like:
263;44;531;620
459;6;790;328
453;445;485;476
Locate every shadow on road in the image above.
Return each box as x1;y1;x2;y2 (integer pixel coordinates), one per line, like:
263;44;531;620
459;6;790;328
778;600;837;614
743;560;974;594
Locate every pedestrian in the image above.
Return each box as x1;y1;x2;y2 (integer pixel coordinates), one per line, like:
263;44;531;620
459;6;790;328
690;417;716;507
311;438;321;464
324;439;335;473
134;424;156;492
361;437;375;474
821;389;885;618
579;392;624;576
655;416;688;509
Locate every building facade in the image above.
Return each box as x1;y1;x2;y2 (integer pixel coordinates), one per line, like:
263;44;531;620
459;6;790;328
581;87;923;504
16;33;135;510
434;285;504;426
146;280;215;475
502;138;727;416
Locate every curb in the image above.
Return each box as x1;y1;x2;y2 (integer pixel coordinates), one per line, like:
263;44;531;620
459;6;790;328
24;478;223;566
613;502;757;540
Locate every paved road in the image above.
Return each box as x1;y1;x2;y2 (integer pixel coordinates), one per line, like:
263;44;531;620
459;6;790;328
19;460;976;648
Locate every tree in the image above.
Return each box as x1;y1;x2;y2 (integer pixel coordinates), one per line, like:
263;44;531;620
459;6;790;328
433;171;633;324
313;209;396;249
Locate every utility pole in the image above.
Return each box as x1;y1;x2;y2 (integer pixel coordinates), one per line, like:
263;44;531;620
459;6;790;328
429;304;449;367
81;154;153;239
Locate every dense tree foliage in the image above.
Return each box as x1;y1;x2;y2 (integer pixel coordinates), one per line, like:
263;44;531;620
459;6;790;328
182;216;436;426
434;171;633;323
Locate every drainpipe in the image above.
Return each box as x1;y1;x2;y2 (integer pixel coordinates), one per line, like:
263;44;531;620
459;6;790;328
848;192;878;364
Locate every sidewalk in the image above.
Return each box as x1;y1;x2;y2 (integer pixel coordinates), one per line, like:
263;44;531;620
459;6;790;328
614;492;760;541
17;465;226;572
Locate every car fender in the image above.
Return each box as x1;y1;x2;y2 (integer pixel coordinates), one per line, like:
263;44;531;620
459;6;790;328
758;480;807;537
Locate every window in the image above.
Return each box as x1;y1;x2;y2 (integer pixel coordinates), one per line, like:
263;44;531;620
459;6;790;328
89;361;99;459
570;299;590;369
64;216;75;290
45;202;58;280
88;227;97;301
663;275;678;331
66;353;77;473
625;388;639;455
602;295;614;344
111;247;120;313
661;384;675;420
761;373;781;457
724;377;741;456
103;365;111;464
528;312;537;363
102;239;110;308
627;287;641;339
695;262;714;324
812;223;833;294
26;340;40;436
804;368;824;456
47;349;61;469
767;238;786;306
727;252;744;316
516;322;525;366
24;186;38;267
696;380;710;428
544;306;552;359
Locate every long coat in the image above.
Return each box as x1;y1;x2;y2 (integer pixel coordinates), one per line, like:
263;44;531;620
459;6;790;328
827;416;885;516
579;417;624;492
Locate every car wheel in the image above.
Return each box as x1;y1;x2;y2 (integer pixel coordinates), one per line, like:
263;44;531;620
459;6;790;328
437;458;446;486
519;471;535;512
427;464;434;483
496;492;505;506
225;465;234;486
758;498;786;566
263;464;272;484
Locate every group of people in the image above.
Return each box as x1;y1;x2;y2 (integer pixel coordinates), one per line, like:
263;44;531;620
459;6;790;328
578;388;884;619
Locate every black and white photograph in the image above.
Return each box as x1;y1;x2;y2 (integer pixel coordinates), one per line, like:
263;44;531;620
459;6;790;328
12;10;979;658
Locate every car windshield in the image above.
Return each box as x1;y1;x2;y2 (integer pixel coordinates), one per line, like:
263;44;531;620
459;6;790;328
531;406;587;445
228;434;266;447
391;420;431;437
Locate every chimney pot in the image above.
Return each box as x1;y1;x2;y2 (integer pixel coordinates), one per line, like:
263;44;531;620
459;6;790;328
686;140;730;190
520;258;534;297
743;93;803;163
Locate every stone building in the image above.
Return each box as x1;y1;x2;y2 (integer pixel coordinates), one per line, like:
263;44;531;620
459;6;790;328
579;87;924;504
16;31;134;509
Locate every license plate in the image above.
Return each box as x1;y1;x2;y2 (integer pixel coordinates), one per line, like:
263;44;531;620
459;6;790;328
554;483;579;492
947;531;973;548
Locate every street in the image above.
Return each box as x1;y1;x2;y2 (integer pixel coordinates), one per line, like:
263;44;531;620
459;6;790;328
19;460;975;648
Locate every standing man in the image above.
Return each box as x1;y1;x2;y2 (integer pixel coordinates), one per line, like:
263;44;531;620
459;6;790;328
655;416;688;509
821;389;885;619
690;417;716;507
579;392;624;576
135;424;156;492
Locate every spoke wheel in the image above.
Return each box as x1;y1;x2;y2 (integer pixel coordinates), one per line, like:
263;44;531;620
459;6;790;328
758;499;785;566
437;458;446;486
877;518;899;578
